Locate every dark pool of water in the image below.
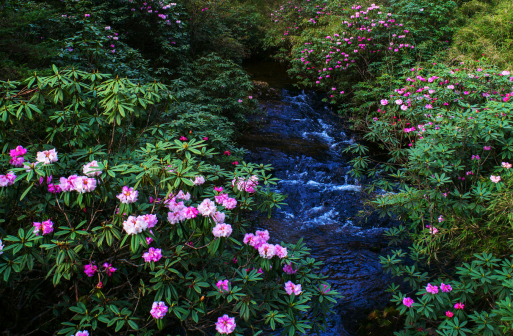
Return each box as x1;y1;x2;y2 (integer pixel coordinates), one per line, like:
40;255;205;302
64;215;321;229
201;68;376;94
240;61;397;335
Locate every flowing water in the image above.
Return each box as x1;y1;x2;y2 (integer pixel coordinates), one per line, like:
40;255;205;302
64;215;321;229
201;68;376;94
240;62;397;335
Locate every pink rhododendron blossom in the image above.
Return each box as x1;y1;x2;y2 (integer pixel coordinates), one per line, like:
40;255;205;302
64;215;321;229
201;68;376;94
184;206;199;219
198;199;217;216
426;283;439;294
438;215;444;223
403;297;414;307
117;186;138;203
176;190;191;201
258;243;276;259
5;172;16;185
490;175;501;183
426;225;438;234
179;136;187;141
274;245;288;259
9;156;24;167
215;315;236;334
33;220;54;236
446;311;454;318
243;233;256;245
123;215;151;235
59;175;78;192
36;148;58;164
502;162;512;169
10;145;27;158
380;99;388;105
193;176;205;185
214;186;223;192
232;175;259;192
83;160;102;177
454;302;465;310
74;176;97;193
256;230;270;243
103;263;117;276
223;197;237;209
283;264;297;274
0;239;4;255
284;281;302;295
215;193;229;205
150;301;168;319
212;223;233;237
483;146;491;150
142;247;162;262
213;211;226;223
74;331;89;336
440;283;452;292
84;263;97;277
167;209;186;224
216;279;230;292
141;214;158;228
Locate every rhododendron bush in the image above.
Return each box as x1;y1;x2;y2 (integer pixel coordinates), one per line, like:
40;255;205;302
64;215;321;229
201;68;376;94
266;0;416;103
345;60;513;334
0;67;340;335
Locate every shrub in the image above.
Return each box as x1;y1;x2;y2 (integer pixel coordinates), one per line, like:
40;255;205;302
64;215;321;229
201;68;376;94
0;67;340;335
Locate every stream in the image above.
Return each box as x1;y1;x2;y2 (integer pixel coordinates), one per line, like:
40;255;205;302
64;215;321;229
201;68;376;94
240;61;397;335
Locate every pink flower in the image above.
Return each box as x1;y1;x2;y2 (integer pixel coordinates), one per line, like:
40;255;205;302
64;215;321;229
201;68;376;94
440;283;452;292
214;186;224;192
274;245;288;259
243;233;256;245
438;215;444;223
213;211;226;223
454;302;465;310
5;172;16;185
198;199;217;216
403;297;414;307
184;206;199;219
284;281;302;295
33;220;54;236
224;151;231;156
502;162;512;169
223;198;237;209
179;136;187;141
103;263;117;276
380;99;388;105
490;175;501;183
83;160;102;177
74;331;89;336
203;137;209;140
48;183;62;193
142;247;162;263
36;148;58;164
84;263;97;277
483;146;491;150
215;315;236;334
248;96;253;99
59;175;78;192
9;156;25;167
212;223;232;237
216;279;230;292
426;283;439;294
193;176;205;185
283;264;297;274
117;186;138;203
141;214;158;228
150;301;168;319
446;311;454;318
123;216;148;235
256;230;270;243
215;193;229;205
426;225;438;234
258;243;275;259
74;176;97;193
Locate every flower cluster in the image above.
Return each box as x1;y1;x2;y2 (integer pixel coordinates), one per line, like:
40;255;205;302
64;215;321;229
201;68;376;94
167;192;200;224
150;301;168;319
36;148;58;164
243;230;288;259
33;219;54;236
142;247;162;263
0;171;16;187
117;186;138;203
122;214;158;235
215;315;236;334
9;145;27;167
83;160;102;177
232;175;259;193
284;281;302;295
214;193;237;209
59;175;97;193
84;263;98;277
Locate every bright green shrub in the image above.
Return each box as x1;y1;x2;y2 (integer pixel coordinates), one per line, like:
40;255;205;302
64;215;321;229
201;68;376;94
0;66;339;335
